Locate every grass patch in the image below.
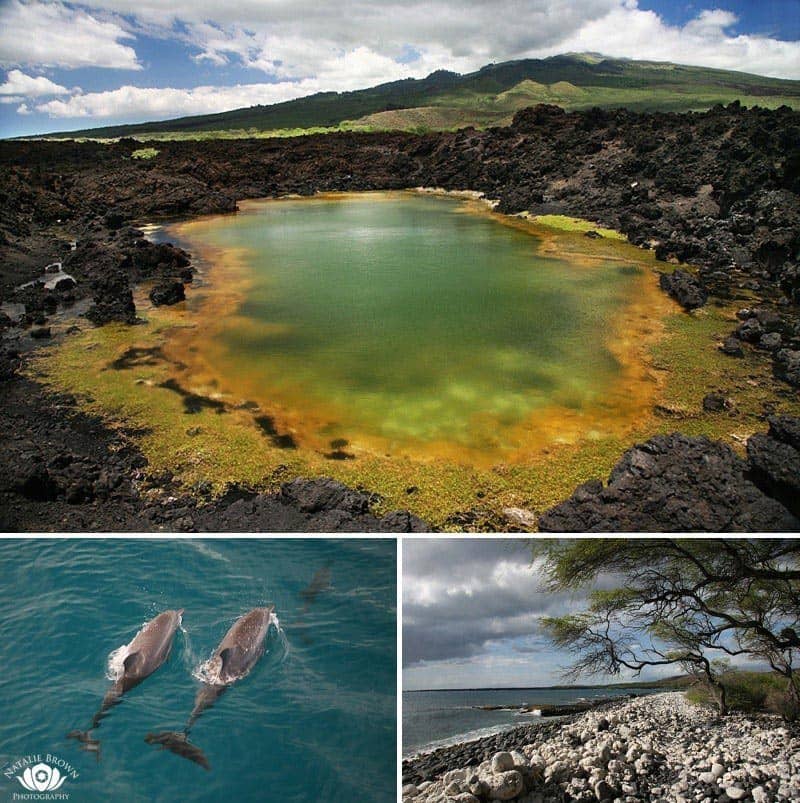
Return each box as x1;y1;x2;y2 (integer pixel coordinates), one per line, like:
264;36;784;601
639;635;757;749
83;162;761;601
529;214;627;240
646;304;800;450
131;147;159;159
686;670;793;716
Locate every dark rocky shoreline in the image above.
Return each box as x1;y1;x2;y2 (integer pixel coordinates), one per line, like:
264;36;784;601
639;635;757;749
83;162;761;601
1;102;799;530
0;375;428;532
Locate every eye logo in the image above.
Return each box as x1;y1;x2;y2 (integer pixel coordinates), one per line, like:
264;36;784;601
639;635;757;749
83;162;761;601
16;763;67;792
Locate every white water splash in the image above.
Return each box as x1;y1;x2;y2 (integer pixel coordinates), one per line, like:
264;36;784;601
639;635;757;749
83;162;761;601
192;615;287;685
193;654;225;685
106;644;130;681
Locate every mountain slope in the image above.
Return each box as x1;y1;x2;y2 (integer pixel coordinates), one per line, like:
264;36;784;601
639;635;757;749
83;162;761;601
36;54;800;139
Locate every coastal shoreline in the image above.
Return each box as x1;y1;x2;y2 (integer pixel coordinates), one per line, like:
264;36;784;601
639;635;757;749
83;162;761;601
403;692;800;802
403;695;640;781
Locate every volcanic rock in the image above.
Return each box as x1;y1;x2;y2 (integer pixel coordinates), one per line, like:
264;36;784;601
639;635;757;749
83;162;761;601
746;416;800;518
658;270;708;310
539;432;798;531
85;272;136;325
149;281;186;306
774;349;800;387
702;392;734;413
720;335;744;357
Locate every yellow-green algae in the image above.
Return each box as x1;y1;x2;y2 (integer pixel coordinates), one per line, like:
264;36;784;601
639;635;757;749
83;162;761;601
521;213;627;241
130;147;160;160
30;195;800;529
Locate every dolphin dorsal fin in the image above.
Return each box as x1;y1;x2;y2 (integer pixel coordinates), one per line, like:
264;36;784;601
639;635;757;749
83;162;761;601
123;651;144;676
219;646;242;677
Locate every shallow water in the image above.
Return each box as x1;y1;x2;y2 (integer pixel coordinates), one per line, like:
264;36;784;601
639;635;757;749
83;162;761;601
403;687;655;756
0;539;396;802
166;193;656;459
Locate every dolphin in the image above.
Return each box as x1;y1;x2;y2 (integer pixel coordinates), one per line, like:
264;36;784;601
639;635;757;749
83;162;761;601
295;561;332;644
145;606;275;770
68;609;184;758
299;561;332;611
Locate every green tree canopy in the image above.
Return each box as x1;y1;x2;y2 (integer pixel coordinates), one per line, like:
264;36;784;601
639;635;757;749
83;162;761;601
535;539;800;718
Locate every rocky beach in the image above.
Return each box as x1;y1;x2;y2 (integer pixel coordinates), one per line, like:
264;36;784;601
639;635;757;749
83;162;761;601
2;102;800;530
402;692;800;802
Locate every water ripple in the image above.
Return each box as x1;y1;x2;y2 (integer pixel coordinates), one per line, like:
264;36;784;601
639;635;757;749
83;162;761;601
0;539;396;802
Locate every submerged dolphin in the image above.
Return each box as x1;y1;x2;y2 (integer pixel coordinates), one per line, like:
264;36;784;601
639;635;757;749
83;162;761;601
68;609;184;758
145;606;275;770
300;561;332;611
295;561;332;644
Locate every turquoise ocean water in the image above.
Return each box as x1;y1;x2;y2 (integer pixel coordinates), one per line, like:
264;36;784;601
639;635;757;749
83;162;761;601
0;539;396;802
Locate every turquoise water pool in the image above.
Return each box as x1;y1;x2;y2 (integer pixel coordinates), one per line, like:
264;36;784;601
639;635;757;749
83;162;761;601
168;193;648;457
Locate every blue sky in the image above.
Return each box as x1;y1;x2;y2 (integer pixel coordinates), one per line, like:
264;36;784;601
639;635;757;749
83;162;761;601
1;0;799;138
642;1;800;39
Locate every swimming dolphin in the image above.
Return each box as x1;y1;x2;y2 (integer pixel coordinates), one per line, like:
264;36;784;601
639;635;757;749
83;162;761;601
68;609;184;758
145;606;275;770
295;561;332;644
299;561;332;611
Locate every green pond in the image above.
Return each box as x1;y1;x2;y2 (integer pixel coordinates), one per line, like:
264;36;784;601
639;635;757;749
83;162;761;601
166;193;657;460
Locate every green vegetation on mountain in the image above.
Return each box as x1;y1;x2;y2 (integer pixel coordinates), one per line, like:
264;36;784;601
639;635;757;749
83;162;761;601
34;53;800;141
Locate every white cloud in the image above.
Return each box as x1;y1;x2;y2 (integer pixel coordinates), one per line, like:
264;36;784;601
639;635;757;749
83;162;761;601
0;69;69;99
0;0;140;70
6;1;800;126
31;42;467;120
67;0;800;80
543;4;800;79
34;81;303;119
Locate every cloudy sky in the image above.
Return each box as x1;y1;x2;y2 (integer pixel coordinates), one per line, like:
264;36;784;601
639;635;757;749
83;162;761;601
1;0;799;137
403;538;604;690
403;538;771;691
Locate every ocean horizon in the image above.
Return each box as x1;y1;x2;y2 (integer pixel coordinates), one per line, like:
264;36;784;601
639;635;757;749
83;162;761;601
403;686;658;757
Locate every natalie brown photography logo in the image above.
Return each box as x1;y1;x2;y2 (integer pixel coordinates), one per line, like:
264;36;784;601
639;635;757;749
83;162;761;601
3;755;78;800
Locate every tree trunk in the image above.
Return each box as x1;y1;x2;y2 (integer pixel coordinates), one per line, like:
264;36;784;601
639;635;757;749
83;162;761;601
785;675;800;722
713;681;727;716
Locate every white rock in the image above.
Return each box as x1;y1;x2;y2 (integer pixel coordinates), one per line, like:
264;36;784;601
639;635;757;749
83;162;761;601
598;742;612;765
486;770;524;801
725;787;748;801
544;760;569;783
444;769;467;784
492;752;515;773
502;507;537;529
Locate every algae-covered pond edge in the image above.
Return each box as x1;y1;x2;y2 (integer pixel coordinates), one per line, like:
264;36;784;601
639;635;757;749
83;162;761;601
162;191;671;458
31;190;800;528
